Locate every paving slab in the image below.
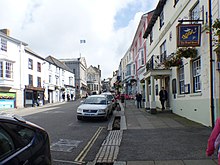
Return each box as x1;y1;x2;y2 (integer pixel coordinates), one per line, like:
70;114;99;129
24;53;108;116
127;161;154;165
183;159;217;165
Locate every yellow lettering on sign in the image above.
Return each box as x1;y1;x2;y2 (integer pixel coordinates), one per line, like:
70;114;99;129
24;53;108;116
181;29;196;39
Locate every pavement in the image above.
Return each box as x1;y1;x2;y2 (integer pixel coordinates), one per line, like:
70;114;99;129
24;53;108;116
113;100;218;165
0;100;219;165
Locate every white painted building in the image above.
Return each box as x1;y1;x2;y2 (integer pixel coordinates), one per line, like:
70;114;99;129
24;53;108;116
23;48;46;107
0;29;27;109
143;0;220;126
45;56;75;103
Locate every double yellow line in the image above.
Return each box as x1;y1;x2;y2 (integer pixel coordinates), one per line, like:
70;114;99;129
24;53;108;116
74;127;104;163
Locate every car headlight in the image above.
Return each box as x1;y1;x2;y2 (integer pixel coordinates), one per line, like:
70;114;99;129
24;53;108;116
98;109;106;113
77;108;83;113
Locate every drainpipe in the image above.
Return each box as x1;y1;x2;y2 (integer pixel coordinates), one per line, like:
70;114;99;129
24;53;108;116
208;0;215;128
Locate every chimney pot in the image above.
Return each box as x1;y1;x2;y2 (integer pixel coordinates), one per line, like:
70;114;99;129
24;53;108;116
0;29;10;36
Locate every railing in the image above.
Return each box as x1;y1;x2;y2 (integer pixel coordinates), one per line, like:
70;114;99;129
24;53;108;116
146;52;174;71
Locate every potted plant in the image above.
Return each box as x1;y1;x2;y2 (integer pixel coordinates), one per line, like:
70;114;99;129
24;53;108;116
176;47;197;59
213;19;220;41
163;56;182;68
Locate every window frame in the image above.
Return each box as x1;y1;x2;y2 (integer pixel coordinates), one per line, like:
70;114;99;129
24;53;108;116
0;61;3;78
28;59;33;70
159;10;164;29
37;77;41;87
192;58;201;93
1;38;7;52
37;62;41;72
28;74;33;86
189;1;200;22
160;40;167;63
5;62;13;79
179;66;185;94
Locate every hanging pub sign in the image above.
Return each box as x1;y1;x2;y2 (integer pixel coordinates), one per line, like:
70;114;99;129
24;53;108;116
177;24;201;47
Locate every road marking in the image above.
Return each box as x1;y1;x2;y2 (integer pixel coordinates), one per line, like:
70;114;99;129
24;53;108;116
53;159;84;164
51;139;82;152
74;127;104;163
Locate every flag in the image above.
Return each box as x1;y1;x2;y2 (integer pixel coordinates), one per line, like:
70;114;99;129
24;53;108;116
80;40;85;43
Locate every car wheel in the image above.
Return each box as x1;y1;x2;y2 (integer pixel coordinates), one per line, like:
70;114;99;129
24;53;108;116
77;116;82;120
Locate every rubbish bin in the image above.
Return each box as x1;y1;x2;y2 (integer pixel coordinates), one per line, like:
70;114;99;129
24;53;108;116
121;95;125;103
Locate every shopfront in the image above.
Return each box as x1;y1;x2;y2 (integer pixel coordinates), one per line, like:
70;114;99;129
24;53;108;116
24;85;45;107
0;92;16;109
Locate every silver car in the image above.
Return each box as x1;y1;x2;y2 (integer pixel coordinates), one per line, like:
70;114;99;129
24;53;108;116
77;95;112;120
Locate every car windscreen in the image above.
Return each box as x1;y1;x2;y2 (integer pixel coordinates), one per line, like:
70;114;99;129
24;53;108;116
84;97;107;105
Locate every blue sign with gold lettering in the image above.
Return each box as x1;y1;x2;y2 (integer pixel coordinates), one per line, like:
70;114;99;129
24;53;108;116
177;24;201;47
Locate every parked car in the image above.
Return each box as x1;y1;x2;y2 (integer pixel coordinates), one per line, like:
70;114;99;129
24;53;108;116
77;95;113;120
0;113;51;165
101;92;117;110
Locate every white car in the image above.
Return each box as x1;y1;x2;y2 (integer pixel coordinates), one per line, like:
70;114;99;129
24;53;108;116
77;95;112;120
101;92;117;110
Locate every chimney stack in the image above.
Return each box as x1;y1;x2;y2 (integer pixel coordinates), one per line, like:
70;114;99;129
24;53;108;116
0;29;10;36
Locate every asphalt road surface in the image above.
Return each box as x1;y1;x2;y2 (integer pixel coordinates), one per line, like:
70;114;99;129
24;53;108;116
22;100;110;165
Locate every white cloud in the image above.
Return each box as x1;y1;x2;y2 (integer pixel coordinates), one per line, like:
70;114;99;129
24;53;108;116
0;0;158;78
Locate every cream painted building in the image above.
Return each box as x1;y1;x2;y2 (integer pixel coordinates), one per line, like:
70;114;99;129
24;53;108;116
143;0;220;126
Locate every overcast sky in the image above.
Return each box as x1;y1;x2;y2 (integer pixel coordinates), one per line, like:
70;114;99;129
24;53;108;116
0;0;158;79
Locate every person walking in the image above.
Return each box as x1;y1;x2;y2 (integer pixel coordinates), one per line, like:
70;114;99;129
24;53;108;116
136;93;142;108
206;118;220;164
159;87;168;110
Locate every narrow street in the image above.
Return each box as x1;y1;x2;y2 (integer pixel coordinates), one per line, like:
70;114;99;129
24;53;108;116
21;100;110;164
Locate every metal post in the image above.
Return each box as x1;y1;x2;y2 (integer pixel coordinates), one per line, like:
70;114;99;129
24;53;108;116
208;0;215;128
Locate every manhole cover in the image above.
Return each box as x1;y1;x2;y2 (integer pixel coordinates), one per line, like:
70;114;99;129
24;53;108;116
51;139;82;152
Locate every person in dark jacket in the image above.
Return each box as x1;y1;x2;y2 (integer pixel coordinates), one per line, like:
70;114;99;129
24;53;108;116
136;93;142;108
159;87;168;110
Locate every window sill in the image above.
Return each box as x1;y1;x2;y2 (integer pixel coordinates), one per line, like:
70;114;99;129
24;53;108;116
190;92;202;97
177;94;185;98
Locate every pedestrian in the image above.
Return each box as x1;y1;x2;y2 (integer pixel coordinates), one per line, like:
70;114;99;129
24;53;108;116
159;87;168;110
136;93;142;108
206;118;220;164
62;93;65;101
67;94;70;101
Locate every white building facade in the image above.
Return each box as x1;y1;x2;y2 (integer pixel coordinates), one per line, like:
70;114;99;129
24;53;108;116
143;0;220;127
0;29;27;109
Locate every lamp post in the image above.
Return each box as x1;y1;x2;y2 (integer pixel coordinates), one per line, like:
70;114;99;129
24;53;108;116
208;0;215;128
